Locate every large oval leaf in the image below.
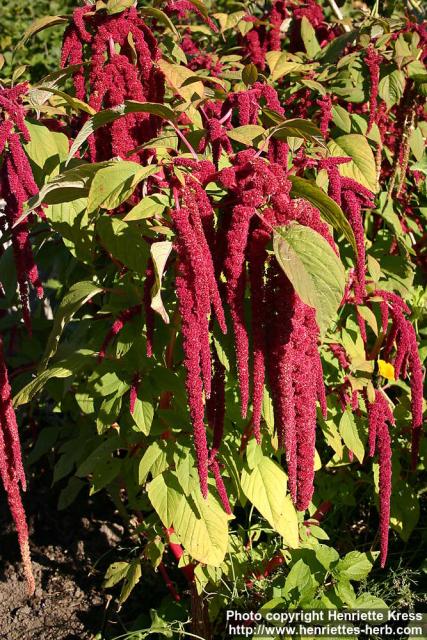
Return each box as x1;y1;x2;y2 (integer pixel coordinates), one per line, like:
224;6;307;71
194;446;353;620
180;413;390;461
87;161;158;212
158;60;205;105
148;472;230;566
273;223;346;336
25;120;69;179
328;134;377;192
96;216;150;273
289;176;356;252
241;456;299;548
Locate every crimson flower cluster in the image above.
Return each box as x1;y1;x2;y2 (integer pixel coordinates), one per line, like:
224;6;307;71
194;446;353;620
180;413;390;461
0;83;43;333
165;148;334;513
61;6;164;162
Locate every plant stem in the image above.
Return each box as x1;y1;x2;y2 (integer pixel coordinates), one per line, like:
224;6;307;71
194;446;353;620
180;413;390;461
168;121;198;161
327;0;351;32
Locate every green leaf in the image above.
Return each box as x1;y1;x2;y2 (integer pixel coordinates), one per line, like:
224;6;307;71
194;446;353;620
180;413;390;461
119;560;142;603
315;544;339;570
213;11;246;32
273;223;346;336
39;281;102;371
58;477;85;511
331;105;352;133
14;367;73;406
175;452;194;495
158;60;204;105
389;480;420;542
335;551;378;581
150;241;173;324
123;195;165;221
76;435;120;477
241;456;299;548
90;457;122;494
409;127;425;162
131;394;154;435
186;0;210;19
173;481;230;566
288;176;356;251
301;16;321;58
355;593;388;608
88;161;158;212
67;102;176;163
284;559;315;604
104;562;130;588
378;69;406;109
139;442;168;484
106;0;134;15
227;125;266;146
23;161;114;221
265;52;302;82
242;62;258;86
25;120;69;179
15;15;67;50
261;386;274;434
329;134;377;192
339;408;365;463
148;471;183;528
13;350;95;406
96;216;149;273
246;439;264;470
335;579;357;607
46;198;94;263
148;472;230;565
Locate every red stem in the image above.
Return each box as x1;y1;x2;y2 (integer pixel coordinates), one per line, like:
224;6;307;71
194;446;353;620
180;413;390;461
158;562;181;601
165;527;195;582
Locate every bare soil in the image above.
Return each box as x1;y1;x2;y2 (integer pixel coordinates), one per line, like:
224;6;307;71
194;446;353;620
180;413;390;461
0;480;124;640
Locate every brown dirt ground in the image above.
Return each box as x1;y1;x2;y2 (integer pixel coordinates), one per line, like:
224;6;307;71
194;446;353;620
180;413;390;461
0;481;125;640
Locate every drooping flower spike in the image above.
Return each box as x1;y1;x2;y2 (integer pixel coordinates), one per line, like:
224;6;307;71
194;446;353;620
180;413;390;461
0;85;43;332
62;6;164;162
366;389;394;567
0;337;34;594
375;289;424;465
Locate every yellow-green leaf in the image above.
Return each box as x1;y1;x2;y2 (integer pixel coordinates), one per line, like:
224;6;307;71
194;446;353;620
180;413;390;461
106;0;134;15
88;161;158;212
328;134;377;192
288;176;356;252
273;222;346;336
227;125;266;146
241;456;299;547
339;408;365;463
265;52;301;82
158;59;204;104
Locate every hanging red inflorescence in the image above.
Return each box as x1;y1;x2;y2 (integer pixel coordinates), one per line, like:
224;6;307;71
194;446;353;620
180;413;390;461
366;390;394;567
61;6;165;162
364;46;382;133
0;336;34;594
0;83;43;332
375;289;424;466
